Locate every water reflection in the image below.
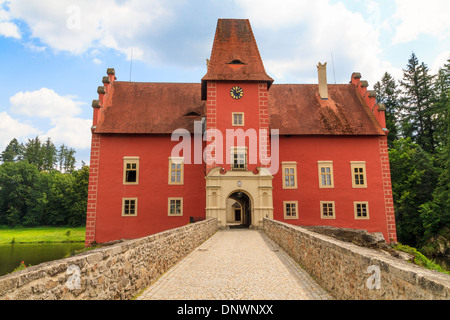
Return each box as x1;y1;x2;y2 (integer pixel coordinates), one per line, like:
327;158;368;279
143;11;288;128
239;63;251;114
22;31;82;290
0;243;85;277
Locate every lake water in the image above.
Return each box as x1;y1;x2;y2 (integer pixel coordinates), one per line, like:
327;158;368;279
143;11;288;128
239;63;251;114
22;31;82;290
0;243;85;277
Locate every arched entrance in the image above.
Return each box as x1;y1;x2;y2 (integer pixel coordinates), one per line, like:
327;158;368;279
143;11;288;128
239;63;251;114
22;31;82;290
227;191;252;228
205;167;274;229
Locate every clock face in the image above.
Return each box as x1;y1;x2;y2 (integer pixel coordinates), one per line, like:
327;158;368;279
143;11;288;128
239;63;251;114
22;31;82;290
230;86;244;100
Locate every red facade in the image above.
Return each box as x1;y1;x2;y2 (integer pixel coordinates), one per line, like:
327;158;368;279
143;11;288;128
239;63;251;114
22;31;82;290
85;19;397;246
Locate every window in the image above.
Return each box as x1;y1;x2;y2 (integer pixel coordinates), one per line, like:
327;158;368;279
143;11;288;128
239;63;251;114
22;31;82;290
231;147;247;171
122;198;137;216
168;198;183;216
283;201;298;220
318;161;334;188
123;157;139;184
169;157;184;185
232;112;244;126
351;162;367;188
354;202;369;220
320;201;335;219
282;162;297;189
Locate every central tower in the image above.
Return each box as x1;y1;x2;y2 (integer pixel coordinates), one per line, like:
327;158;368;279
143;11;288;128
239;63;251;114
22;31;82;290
202;19;275;228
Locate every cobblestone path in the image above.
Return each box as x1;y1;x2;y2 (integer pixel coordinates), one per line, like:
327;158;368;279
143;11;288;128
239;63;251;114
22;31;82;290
137;229;333;300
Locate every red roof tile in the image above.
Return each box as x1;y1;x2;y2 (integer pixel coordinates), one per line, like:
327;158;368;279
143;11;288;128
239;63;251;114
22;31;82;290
95;82;205;134
268;84;385;135
201;19;273;99
94;81;384;136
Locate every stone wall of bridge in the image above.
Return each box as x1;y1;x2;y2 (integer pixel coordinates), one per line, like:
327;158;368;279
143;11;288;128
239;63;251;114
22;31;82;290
263;219;450;300
0;218;218;300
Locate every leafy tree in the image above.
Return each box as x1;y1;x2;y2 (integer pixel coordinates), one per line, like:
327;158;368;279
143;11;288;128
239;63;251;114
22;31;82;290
0;161;40;226
389;138;437;247
67;166;89;226
0;136;87;227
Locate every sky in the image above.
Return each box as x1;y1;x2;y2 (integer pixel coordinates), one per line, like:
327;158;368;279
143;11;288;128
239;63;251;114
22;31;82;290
0;0;449;167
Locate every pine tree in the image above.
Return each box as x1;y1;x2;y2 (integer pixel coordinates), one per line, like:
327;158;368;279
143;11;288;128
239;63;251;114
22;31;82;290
432;57;450;148
374;72;401;147
400;53;437;153
23;137;44;170
0;138;23;163
42;138;58;171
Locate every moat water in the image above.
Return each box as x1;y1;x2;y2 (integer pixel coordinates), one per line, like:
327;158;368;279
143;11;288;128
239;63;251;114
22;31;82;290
0;243;85;277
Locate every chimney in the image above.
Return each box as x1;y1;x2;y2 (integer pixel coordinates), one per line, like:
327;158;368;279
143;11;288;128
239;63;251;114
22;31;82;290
317;62;328;100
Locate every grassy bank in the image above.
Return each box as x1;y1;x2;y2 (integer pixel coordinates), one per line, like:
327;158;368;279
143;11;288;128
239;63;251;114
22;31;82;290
0;226;85;244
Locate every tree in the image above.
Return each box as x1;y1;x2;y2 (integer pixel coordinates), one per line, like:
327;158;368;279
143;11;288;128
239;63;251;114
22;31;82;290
374;72;401;147
0;161;41;226
432;57;450;149
389;138;437;247
42;137;58;171
400;53;437;153
419;61;450;240
67;166;89;226
0;138;23;163
58;144;76;173
23;137;44;170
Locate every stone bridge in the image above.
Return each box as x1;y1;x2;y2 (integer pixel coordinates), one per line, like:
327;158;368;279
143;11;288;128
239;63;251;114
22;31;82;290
0;218;449;300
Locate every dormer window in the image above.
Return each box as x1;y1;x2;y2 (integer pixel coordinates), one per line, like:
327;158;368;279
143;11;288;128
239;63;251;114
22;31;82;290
184;112;201;118
227;59;246;71
229;59;245;65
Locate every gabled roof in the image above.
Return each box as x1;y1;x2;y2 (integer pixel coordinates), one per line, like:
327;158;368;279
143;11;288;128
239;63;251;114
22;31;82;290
94;82;384;136
201;19;273;99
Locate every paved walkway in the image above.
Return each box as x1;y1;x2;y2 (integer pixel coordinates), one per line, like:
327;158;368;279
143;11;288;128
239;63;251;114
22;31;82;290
137;229;333;300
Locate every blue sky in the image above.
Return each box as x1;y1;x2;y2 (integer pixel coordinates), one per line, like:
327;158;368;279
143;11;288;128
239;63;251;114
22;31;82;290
0;0;449;167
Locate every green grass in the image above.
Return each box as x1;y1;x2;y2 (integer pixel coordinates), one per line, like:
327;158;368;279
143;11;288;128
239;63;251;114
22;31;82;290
392;243;450;275
0;226;86;244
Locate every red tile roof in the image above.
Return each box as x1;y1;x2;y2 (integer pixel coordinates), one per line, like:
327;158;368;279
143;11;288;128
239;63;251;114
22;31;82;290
201;19;273;99
94;81;384;136
268;84;385;135
95;82;205;134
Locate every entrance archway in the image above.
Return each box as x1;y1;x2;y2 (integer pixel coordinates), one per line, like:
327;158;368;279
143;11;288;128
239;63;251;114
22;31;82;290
205;167;274;229
227;191;252;228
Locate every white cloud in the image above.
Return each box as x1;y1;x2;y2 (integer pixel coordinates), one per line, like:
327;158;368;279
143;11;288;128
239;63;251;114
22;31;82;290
431;50;450;74
43;117;92;149
0;111;40;150
0;21;21;38
7;0;179;60
392;0;450;44
7;88;91;150
236;0;394;86
0;0;21;39
10;88;84;118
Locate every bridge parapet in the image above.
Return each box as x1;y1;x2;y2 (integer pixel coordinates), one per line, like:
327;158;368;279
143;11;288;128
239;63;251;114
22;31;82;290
263;219;450;300
0;218;218;300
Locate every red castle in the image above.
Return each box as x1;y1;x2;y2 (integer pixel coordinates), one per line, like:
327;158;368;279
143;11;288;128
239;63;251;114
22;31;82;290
85;19;397;246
